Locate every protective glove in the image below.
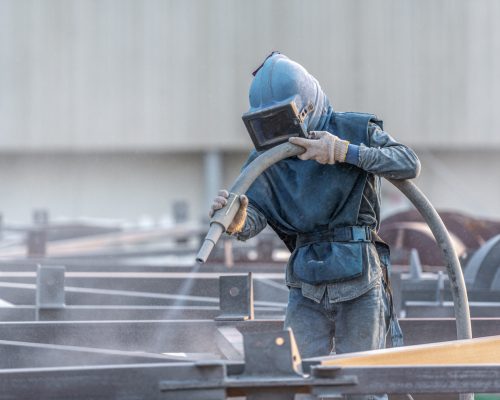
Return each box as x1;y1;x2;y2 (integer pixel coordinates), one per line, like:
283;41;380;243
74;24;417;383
208;189;249;234
289;131;349;164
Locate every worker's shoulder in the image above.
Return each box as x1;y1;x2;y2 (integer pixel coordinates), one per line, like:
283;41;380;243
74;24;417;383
332;111;383;130
334;111;378;119
241;149;260;170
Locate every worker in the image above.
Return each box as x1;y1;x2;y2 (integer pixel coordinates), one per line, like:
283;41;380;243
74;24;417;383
210;52;420;399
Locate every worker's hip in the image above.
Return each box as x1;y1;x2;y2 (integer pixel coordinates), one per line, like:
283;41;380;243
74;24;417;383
289;226;376;285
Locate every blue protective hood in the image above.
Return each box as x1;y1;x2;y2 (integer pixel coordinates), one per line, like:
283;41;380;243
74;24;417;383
243;55;375;245
248;53;333;132
243;54;378;285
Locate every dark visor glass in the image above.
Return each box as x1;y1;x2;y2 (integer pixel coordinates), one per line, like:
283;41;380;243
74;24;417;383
242;102;307;151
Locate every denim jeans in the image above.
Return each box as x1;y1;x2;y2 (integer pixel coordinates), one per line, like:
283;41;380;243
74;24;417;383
284;283;388;400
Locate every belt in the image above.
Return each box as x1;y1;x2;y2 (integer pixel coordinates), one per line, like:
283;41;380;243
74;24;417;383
295;226;374;248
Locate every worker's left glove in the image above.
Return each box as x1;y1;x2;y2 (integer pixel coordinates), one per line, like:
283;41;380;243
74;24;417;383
289;131;349;164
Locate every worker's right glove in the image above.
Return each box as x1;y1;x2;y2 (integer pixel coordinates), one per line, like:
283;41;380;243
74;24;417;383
289;131;349;164
209;189;248;234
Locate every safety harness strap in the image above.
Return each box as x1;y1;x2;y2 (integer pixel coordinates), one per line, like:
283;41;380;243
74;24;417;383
295;225;374;248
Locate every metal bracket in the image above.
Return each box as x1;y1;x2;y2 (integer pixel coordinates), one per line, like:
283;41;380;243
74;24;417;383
215;327;244;359
27;229;47;258
158;361;227;400
36;265;65;321
242;328;302;377
215;273;254;321
307;365;359;399
32;209;49;226
409;248;423;279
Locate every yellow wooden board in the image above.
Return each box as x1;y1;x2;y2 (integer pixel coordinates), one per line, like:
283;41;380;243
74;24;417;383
317;335;500;366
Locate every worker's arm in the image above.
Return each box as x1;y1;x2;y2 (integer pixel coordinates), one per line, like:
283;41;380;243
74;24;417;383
235;203;268;241
209;190;267;239
288;124;420;179
345;122;421;179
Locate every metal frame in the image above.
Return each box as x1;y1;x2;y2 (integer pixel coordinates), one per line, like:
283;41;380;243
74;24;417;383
0;318;497;355
0;348;497;399
0;261;496;398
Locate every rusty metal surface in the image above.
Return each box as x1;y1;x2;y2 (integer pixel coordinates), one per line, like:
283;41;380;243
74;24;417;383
380;209;500;267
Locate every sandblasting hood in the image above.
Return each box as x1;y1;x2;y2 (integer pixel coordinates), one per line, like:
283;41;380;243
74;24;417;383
242;52;332;151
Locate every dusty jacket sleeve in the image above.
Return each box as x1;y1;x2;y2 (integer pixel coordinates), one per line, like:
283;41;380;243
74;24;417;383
349;123;421;180
235;203;268;241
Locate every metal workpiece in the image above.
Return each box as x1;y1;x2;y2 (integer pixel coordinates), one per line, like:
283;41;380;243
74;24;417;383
27;228;47;257
404;301;500;318
0;305;286;321
0;315;496;398
238;329;304;400
36;264;66;320
464;234;500;290
396;275;500;318
308;365;500;396
242;329;302;376
0;339;181;369
0;318;494;356
0;269;287;309
216;273;254;321
0;362;229;400
36;265;65;308
33;209;50;226
0;153;480;400
0;335;497;399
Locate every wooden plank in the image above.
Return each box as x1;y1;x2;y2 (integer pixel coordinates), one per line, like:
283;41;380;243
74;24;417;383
318;335;500;366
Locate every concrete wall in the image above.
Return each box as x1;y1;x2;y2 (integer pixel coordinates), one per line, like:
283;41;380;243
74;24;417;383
0;153;204;223
4;150;499;224
2;0;500;151
1;0;499;223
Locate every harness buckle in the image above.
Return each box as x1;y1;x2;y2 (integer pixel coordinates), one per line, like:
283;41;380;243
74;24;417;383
351;226;371;242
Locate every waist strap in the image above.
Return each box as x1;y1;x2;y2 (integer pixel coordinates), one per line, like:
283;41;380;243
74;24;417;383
296;226;374;247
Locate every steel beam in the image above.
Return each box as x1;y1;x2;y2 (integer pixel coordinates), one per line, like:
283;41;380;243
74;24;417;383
0;340;185;369
0;362;227;400
0;258;286;273
0;305;284;321
0;319;494;364
308;365;500;396
405;301;500;318
0;319;497;352
0;320;283;353
0;325;497;398
399;318;500;346
0;271;288;306
0;358;497;399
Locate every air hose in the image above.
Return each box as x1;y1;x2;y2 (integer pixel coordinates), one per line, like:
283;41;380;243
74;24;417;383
196;142;304;264
196;141;472;342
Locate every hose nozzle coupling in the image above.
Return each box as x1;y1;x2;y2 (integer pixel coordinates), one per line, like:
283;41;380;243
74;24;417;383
196;192;242;263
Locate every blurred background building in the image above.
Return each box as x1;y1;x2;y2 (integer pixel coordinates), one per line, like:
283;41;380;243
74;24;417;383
1;0;500;226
